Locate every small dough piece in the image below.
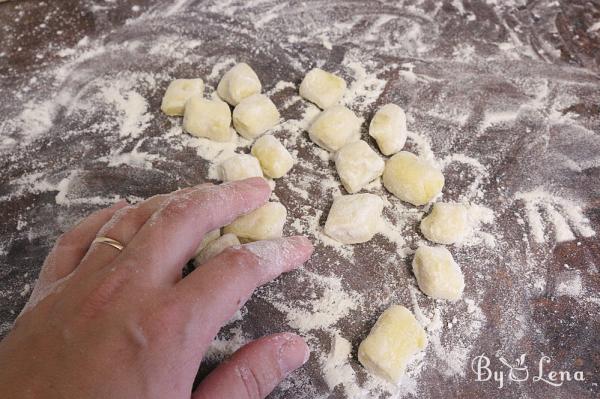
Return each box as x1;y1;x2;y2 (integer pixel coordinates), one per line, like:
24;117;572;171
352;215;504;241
218;154;263;182
193;228;220;257
308;106;361;152
251;135;294;178
224;202;287;242
232;94;280;139
420;202;470;244
183;96;234;142
217;62;262;106
334;140;384;193
412;245;464;301
324;193;383;244
161;78;205;116
194;233;240;265
299;68;347;109
358;305;427;384
369;103;408;156
382;152;444;206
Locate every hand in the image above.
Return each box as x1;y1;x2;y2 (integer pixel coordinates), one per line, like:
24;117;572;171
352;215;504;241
0;178;313;399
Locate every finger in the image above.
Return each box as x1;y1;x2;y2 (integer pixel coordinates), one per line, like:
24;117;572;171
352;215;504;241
34;200;128;291
80;185;212;274
193;333;310;399
175;236;313;351
115;177;271;285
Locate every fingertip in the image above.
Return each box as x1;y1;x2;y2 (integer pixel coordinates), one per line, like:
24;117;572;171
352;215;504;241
237;177;271;196
276;333;311;374
287;236;314;262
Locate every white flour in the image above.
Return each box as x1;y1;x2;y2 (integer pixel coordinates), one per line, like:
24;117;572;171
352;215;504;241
1;1;599;399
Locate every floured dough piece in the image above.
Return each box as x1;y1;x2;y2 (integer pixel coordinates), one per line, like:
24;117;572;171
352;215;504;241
324;193;383;244
420;202;470;244
218;154;263;182
224;202;287;242
308;105;361;152
193;228;220;257
233;94;280;139
194;233;240;265
217;62;262;106
358;305;427;384
251;135;294;178
369;103;407;156
183;96;234;142
334;140;384;193
161;78;204;116
299;68;347;109
412;245;464;301
382;151;444;206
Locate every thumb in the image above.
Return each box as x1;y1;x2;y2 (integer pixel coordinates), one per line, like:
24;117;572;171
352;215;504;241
193;333;310;399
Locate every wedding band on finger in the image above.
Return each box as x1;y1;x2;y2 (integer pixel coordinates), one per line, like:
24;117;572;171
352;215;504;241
92;236;125;251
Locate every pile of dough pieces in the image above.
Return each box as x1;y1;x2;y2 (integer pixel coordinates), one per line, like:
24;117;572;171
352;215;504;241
298;68;472;385
161;64;473;386
161;63;295;264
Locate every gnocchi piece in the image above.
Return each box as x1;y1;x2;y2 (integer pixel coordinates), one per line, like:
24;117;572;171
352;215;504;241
420;202;470;244
358;305;427;384
334;140;384;193
232;94;280;139
369;103;408;156
218;154;263;182
194;233;240;265
223;202;287;242
412;245;464;301
183;96;234;142
217;62;262;106
251;135;294;178
193;228;220;257
308;106;361;152
324;193;383;244
382;152;444;206
161;78;205;116
299;68;347;109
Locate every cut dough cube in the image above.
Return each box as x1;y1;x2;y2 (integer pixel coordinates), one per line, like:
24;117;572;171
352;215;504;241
161;78;205;116
193;228;220;257
224;202;287;242
308;106;361;152
218;154;263;182
324;193;383;244
217;62;262;106
369;103;408;156
251;135;294;178
382;151;444;206
183;96;234;142
412;245;464;301
358;305;427;384
420;202;470;244
194;233;240;265
334;140;384;193
299;68;347;109
233;94;280;139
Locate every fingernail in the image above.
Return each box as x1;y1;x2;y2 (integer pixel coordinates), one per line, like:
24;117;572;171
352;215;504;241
278;334;310;375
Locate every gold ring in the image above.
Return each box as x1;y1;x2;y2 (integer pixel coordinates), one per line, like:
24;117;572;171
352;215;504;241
92;236;125;251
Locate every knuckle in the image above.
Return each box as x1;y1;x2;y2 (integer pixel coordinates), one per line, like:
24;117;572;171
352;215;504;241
221;247;260;270
97;206;142;236
159;196;196;220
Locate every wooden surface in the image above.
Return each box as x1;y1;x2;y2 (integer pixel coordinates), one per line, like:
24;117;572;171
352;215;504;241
1;1;600;398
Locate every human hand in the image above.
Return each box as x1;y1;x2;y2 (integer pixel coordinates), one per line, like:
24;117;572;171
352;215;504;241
0;177;313;399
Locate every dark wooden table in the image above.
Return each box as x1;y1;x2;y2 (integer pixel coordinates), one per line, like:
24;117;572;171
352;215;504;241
1;1;599;398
